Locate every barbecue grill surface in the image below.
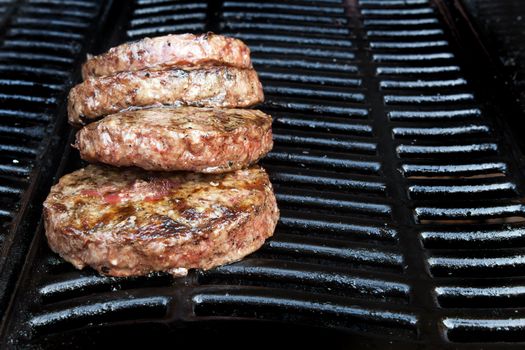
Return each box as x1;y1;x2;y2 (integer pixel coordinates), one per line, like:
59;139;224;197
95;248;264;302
1;0;525;348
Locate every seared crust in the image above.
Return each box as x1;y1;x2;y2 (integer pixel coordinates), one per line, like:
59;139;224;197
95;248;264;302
74;107;273;173
82;33;252;79
43;165;279;277
68;67;264;126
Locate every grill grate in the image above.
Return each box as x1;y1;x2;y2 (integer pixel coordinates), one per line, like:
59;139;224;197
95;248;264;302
1;0;525;348
362;0;525;344
0;0;109;317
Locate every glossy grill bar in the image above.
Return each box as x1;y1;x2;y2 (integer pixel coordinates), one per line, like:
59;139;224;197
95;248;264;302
0;0;525;348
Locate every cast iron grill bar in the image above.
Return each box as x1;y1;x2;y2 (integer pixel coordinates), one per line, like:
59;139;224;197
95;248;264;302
190;285;417;341
200;259;410;299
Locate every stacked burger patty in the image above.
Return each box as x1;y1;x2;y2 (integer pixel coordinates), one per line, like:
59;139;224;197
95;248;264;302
43;33;279;277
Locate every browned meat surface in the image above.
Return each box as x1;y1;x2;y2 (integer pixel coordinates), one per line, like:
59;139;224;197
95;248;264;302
82;33;252;79
43;165;279;277
68;67;264;126
75;107;273;173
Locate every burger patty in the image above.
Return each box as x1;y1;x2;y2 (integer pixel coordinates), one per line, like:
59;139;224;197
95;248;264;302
68;67;264;126
43;165;279;277
75;107;273;173
82;33;252;79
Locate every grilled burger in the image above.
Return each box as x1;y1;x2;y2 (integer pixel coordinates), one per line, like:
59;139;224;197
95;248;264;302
43;164;279;277
74;107;273;173
68;66;264;126
82;33;252;79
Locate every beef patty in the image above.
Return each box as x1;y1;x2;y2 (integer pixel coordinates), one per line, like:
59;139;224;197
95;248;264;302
68;67;264;126
43;165;279;277
82;33;252;79
75;107;273;173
